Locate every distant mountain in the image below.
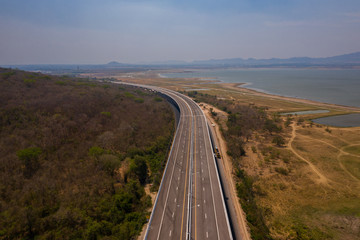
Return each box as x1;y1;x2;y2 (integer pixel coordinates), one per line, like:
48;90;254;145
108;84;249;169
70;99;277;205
191;52;360;68
107;61;124;66
322;52;360;63
3;52;360;71
137;60;189;65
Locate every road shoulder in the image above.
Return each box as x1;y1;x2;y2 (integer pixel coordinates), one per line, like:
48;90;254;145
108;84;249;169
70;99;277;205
201;103;252;240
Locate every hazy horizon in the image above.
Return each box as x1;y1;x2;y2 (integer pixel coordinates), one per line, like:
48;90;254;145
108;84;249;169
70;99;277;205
1;0;360;65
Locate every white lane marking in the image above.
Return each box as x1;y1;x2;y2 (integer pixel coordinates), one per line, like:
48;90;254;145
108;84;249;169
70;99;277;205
172;212;175;218
204;199;206;204
176;187;178;190
169;230;172;237
203;187;205;192
178;177;180;181
154;101;187;240
174;198;177;203
205;213;207;219
202;169;203;173
206;232;209;238
202;114;222;240
202;177;204;181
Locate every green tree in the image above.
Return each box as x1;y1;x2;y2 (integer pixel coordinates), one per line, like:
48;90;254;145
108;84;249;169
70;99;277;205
272;135;285;147
129;156;148;184
17;147;42;178
89;146;105;158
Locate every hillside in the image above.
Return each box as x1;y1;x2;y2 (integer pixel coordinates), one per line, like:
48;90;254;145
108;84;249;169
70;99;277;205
0;69;175;239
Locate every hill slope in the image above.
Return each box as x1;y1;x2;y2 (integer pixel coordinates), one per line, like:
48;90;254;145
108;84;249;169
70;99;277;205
0;68;174;239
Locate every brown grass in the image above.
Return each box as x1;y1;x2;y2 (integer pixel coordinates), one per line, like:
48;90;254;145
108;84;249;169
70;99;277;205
240;119;360;239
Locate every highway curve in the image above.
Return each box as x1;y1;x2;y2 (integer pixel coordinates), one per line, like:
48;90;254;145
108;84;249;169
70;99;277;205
117;83;233;240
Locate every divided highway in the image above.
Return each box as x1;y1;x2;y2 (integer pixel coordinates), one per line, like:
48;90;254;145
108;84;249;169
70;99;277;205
117;83;233;240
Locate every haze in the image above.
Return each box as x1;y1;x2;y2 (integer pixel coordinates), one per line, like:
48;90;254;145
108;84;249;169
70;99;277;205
1;0;360;64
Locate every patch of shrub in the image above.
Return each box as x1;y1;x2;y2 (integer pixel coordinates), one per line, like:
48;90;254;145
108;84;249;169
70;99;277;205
24;78;36;86
275;167;289;176
98;154;122;176
2;71;16;79
134;98;144;103
55;81;67;85
17;147;42;178
101;111;112;117
89;146;106;157
154;97;163;102
325;127;332;133
235;169;272;240
251;146;257;153
290;222;332;239
124;92;135;99
272;135;285;147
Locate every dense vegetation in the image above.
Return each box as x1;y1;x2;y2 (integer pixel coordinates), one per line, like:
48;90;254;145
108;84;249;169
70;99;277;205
0;69;175;239
188;91;283;240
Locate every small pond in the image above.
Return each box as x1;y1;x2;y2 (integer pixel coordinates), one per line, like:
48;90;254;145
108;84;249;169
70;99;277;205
184;88;209;91
280;110;329;116
312;113;360;127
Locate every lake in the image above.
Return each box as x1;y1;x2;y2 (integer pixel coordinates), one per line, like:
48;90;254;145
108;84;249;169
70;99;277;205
163;68;360;108
313;114;360;127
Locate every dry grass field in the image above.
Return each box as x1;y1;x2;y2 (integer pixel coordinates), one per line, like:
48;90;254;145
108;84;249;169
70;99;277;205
242;120;360;239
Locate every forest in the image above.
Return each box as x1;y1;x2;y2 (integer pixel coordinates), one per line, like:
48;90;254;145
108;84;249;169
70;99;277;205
0;68;175;239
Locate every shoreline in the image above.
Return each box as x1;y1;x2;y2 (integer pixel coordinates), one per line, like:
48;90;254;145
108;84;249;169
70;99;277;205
157;70;360;112
223;82;360;112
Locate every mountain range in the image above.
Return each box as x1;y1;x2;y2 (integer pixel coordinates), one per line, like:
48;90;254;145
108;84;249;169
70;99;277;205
3;52;360;72
183;52;360;68
104;51;360;68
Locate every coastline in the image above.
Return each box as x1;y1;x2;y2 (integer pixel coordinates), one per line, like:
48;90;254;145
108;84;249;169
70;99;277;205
224;82;360;112
111;71;360;114
157;70;360;113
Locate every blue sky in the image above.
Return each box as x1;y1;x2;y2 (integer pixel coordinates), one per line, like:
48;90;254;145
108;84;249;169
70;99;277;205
1;0;360;64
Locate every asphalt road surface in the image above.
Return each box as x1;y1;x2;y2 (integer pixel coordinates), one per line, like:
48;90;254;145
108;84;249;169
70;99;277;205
117;83;233;240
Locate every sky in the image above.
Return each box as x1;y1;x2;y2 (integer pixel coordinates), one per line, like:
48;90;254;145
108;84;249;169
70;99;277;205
1;0;360;64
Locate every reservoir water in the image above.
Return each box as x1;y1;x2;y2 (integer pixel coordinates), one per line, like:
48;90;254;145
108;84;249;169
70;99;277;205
163;69;360;108
313;114;360;127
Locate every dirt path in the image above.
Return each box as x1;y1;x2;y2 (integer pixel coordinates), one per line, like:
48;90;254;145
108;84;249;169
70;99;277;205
202;103;251;240
301;135;360;158
288;123;331;185
137;184;156;240
299;135;360;183
337;152;360;183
